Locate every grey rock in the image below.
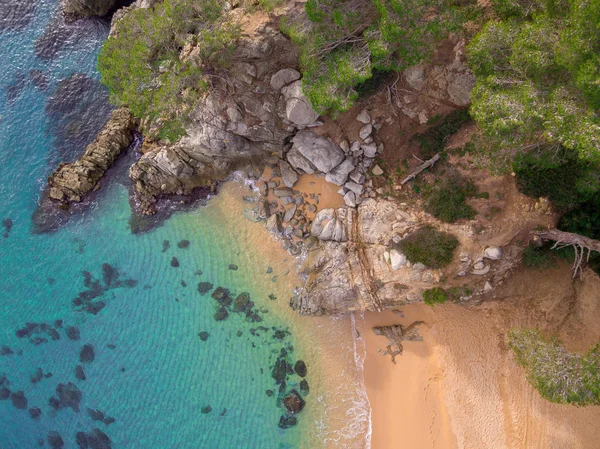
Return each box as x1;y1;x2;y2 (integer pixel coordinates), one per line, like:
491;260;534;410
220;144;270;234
372;165;384;176
273;187;294;197
361;144;377;158
349;170;365;184
279;160;299;188
343;191;357;207
283;205;297;223
270;68;301;90
344;181;364;196
48;108;135;203
472;265;490;275
311;208;349;242
286;147;316;174
62;0;116;18
359;124;373;140
325;158;355;186
483;247;503;260
286;98;320;126
292;131;344;173
266;214;283;236
356;109;371;124
389;250;407;270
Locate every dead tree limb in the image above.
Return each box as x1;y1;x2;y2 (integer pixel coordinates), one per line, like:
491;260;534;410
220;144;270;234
535;229;600;278
401;153;440;185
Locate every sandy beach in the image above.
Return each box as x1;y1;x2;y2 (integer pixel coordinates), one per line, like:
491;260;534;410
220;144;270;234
360;265;600;449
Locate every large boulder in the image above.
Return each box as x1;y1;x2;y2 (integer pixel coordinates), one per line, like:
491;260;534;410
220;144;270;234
281;80;319;126
291;131;344;174
325;158;355;186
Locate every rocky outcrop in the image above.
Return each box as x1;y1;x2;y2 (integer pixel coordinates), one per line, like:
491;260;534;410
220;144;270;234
398;39;475;123
48;108;135;203
129;17;321;214
291;199;440;315
288;131;344;174
61;0;117;19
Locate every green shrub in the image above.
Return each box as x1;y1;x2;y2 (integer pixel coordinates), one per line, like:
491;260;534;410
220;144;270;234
509;329;600;405
513;147;600;211
411;109;472;158
425;174;477;222
423;287;448;305
522;244;556;269
98;0;240;140
399;227;459;268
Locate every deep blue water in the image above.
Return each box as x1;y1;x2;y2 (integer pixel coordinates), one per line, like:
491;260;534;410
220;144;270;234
0;2;317;448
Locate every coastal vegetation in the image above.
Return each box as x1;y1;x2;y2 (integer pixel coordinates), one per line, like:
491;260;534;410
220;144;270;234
399;227;458;268
98;0;240;140
280;0;476;114
509;329;600;405
425;174;477;223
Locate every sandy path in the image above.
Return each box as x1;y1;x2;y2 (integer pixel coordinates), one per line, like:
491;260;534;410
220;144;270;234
360;265;600;449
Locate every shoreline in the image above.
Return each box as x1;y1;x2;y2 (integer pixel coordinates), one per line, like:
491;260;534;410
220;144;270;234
207;180;372;449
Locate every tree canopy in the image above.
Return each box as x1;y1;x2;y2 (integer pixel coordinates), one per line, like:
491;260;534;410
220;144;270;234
468;0;600;163
98;0;239;140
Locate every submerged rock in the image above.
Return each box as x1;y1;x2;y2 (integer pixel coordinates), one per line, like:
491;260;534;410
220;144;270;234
294;360;307;378
75;365;86;381
0;0;36;31
177;240;190;249
10;390;27;409
214;307;229;321
201;405;212;414
170;257;180;268
80;344;95;363
75;428;112;449
65;326;81;340
47;431;65;449
278;414;297;429
29;406;42;419
0;388;10;400
53;382;83;412
197;282;214;295
198;331;209;341
299;379;310;396
282;390;305;414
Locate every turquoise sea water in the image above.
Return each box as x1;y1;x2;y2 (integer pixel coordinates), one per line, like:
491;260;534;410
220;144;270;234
0;2;352;448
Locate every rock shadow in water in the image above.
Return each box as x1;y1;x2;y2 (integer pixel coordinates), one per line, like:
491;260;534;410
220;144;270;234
34;13;109;61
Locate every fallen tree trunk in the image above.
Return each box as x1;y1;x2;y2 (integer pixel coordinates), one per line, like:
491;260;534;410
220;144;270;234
535;229;600;278
401;153;440;185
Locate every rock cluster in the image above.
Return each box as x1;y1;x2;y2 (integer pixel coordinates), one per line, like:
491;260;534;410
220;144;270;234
128;19;321;214
291;199;441;315
283;109;384;208
398;40;475;124
48;108;135;204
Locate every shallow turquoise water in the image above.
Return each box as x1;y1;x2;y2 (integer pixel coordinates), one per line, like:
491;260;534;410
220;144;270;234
0;2;317;448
